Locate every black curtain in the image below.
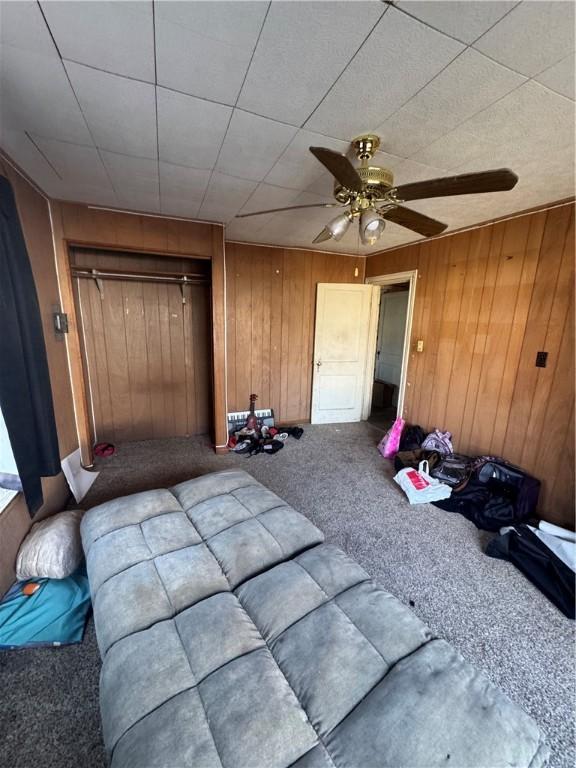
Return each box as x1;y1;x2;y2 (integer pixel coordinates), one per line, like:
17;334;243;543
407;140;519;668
0;175;61;514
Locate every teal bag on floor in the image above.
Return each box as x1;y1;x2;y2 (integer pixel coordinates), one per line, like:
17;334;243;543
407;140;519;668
0;565;91;649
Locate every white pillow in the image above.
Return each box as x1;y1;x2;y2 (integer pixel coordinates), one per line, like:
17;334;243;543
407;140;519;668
16;510;84;580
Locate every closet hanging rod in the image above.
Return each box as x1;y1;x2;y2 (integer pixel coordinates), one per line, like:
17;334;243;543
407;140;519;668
71;266;209;286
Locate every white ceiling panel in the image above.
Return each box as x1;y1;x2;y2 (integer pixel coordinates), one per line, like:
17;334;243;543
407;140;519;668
398;1;517;45
413;127;498;171
474;1;575;78
237;1;386;125
156;1;267;105
463;81;575;151
101;151;160;212
216;110;297;182
535;53;576;101
198;171;258;222
32;135;112;190
402;48;525;131
157;87;232;169
0;0;573;255
265;130;349;191
391;158;446;187
159;161;211;219
375;106;455;158
305;7;464;138
40;1;154;82
239;183;301;215
0;0;57;57
65;62;157;159
234;182;305;231
0;128;62;194
0;44;92;145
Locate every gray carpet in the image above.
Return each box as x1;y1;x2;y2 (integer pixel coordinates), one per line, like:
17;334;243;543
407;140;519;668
1;423;573;768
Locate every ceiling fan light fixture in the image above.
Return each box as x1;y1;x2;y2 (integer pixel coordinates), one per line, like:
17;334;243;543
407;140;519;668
326;211;353;241
360;208;386;245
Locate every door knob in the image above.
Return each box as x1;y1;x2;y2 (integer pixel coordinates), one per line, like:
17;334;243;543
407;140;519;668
316;360;322;369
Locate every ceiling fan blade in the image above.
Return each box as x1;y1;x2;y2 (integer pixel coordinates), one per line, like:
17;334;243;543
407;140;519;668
380;206;448;237
309;147;364;193
235;202;339;219
393;168;519;202
312;227;333;244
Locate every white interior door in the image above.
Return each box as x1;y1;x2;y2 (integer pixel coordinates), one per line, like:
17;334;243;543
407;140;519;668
311;283;377;424
375;291;409;405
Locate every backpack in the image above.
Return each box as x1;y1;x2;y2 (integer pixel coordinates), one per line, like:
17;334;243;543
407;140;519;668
421;429;453;455
399;424;426;451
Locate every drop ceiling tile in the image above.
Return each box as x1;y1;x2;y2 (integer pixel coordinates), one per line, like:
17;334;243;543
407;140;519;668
0;1;57;57
265;130;349;190
375;106;455;158
233;182;304;232
240;183;301;214
32;135;111;189
0;44;92;145
159;162;211;218
215;110;297;182
65;62;157;159
535;53;576;101
413;126;501;171
160;199;203;219
198;172;258;223
157;88;232;169
474;1;575;78
237;1;385;125
390;158;446;187
40;0;154;82
463;81;575;151
305;171;340;199
101;150;157;194
155;2;267;105
403;48;526;130
101;151;160;212
397;1;517;44
0;128;62;195
305;7;464;138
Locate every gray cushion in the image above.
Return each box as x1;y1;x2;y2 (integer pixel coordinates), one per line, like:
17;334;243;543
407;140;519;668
82;469;549;768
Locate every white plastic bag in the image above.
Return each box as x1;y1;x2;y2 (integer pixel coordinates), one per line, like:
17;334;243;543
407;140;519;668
393;461;452;505
16;510;84;580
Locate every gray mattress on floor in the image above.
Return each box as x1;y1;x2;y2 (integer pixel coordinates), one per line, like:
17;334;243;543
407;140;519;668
81;469;549;768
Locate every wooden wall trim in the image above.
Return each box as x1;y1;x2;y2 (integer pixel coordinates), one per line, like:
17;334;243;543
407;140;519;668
211;227;228;452
49;201;94;467
368;196;576;259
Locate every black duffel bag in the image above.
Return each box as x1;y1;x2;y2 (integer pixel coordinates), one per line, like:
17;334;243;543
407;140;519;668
433;458;540;531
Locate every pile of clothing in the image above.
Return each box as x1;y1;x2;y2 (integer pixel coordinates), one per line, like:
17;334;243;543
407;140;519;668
382;420;575;619
383;421;541;531
228;425;304;457
487;521;575;619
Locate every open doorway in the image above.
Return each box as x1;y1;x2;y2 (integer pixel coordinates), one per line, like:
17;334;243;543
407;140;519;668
364;271;417;431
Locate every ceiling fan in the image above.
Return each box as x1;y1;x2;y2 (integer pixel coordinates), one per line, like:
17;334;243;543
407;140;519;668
235;134;519;246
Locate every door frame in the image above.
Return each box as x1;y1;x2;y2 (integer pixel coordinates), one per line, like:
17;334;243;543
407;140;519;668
363;269;418;421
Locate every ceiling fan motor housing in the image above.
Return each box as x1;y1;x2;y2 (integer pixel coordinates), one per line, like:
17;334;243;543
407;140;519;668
334;165;395;203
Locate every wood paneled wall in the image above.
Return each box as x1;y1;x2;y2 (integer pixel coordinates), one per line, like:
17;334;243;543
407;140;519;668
226;243;365;423
366;202;575;527
0;161;77;596
71;248;211;442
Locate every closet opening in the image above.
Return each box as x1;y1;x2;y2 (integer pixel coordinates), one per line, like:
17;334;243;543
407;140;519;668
69;246;212;446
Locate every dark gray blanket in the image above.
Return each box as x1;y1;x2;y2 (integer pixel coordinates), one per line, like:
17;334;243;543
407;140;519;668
81;469;549;768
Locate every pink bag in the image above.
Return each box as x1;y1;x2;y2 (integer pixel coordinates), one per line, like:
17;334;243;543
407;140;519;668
377;417;405;459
